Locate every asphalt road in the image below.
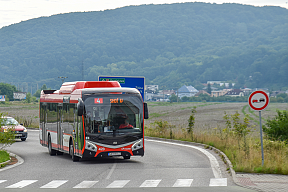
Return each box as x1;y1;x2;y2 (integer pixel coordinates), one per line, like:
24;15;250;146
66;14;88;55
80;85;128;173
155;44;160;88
0;129;255;192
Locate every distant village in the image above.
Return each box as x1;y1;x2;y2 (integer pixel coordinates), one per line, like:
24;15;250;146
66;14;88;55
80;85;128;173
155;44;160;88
145;81;288;102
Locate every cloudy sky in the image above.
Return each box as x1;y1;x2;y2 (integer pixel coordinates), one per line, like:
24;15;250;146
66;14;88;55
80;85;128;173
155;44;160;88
1;0;287;29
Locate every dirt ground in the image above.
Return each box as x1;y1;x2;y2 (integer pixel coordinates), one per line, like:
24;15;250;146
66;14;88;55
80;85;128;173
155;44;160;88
146;102;288;134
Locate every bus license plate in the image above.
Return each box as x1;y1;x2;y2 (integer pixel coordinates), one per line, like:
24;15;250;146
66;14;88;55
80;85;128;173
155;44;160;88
108;152;121;156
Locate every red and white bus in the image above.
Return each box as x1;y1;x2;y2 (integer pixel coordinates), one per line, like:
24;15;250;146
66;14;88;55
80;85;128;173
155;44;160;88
39;81;148;161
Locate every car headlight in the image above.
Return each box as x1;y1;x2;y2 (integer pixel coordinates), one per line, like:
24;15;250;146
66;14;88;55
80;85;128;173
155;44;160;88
85;141;97;152
24;128;27;132
132;139;143;151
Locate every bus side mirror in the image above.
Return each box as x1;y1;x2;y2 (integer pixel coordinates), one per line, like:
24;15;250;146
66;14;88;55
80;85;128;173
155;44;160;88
77;98;84;116
144;102;149;119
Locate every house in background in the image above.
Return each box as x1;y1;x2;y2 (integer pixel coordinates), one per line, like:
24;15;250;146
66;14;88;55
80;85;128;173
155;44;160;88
225;89;244;97
195;90;210;97
211;89;231;97
145;85;158;92
177;85;199;98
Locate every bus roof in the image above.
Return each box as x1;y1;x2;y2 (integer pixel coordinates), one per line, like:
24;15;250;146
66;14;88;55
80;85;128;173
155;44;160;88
40;81;122;103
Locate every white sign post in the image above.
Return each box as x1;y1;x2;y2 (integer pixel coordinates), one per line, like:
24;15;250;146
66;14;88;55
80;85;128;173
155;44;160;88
248;90;269;166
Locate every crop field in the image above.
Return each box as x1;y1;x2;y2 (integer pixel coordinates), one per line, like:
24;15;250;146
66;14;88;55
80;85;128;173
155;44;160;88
1;101;287;130
146;101;288;134
0;102;39;128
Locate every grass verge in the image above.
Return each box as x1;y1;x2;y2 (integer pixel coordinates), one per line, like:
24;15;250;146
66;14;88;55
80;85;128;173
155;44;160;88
145;121;288;175
0;150;10;166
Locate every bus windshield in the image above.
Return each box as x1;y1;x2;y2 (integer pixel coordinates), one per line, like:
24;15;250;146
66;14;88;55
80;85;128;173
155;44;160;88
83;94;143;136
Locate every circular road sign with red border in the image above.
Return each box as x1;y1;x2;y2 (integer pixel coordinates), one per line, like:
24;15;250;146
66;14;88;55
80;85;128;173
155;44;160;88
248;90;269;111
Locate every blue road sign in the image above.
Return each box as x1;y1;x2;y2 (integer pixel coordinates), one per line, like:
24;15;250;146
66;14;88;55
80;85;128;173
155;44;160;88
98;76;145;100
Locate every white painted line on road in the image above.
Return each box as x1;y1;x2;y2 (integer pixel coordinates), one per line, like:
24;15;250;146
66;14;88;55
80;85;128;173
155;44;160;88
146;139;223;178
140;180;161;187
106;162;117;180
209;178;227;186
6;180;38;188
0;180;7;184
106;180;130;188
173;179;193;187
40;180;68;188
73;181;98;188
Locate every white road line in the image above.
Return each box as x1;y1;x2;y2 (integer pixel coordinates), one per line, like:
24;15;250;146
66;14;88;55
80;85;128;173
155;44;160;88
106;162;117;180
6;180;38;188
40;180;68;188
173;179;194;187
73;181;98;188
146;139;223;178
106;180;130;188
209;178;227;186
140;180;161;187
0;180;7;184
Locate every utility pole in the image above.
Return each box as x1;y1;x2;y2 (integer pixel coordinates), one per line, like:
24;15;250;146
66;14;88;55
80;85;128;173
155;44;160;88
58;76;68;84
82;60;84;81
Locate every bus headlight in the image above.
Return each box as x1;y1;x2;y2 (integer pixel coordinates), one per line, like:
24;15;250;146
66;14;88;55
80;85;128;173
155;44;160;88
132;139;143;151
85;141;97;152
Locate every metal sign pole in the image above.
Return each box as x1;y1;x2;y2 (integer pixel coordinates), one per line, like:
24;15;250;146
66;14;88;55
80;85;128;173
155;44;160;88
259;111;264;166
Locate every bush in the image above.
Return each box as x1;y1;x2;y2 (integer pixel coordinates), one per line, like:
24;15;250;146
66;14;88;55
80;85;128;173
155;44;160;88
0;114;16;150
263;110;288;142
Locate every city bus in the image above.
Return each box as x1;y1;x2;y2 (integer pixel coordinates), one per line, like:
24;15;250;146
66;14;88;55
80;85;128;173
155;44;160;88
39;81;148;161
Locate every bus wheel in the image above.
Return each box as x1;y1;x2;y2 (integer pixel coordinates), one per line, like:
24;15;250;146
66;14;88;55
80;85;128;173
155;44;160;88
70;142;79;162
48;135;56;156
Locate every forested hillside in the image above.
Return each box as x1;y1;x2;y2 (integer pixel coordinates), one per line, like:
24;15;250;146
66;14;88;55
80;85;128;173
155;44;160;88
0;2;287;91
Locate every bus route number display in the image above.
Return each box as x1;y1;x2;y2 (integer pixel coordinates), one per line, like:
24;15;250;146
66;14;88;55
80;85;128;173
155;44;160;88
110;98;124;103
94;98;124;104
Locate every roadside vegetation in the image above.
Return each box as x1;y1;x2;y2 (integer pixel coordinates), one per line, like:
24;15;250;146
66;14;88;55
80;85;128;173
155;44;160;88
145;102;288;175
0;113;16;166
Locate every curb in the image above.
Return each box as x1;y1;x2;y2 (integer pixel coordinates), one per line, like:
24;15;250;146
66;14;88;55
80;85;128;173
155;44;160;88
0;152;24;172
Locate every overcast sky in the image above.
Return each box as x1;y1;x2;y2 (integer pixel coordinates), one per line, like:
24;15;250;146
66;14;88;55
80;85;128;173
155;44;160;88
1;0;287;29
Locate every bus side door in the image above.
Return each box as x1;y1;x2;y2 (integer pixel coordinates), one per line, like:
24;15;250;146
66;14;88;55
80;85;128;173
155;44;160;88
57;103;63;151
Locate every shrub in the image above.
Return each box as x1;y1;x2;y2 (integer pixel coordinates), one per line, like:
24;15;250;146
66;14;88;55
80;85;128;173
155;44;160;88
263;110;288;142
0;113;16;150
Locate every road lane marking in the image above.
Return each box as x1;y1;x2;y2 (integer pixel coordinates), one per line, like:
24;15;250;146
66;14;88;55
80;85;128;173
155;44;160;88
6;180;38;188
106;180;130;188
146;139;222;178
40;180;68;188
73;181;98;188
106;162;117;180
209;178;227;186
173;179;193;187
0;180;7;184
140;180;161;187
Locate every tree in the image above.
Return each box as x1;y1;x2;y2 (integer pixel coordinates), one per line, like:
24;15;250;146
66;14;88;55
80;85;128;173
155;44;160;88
207;83;212;94
0;83;17;101
169;94;178;102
